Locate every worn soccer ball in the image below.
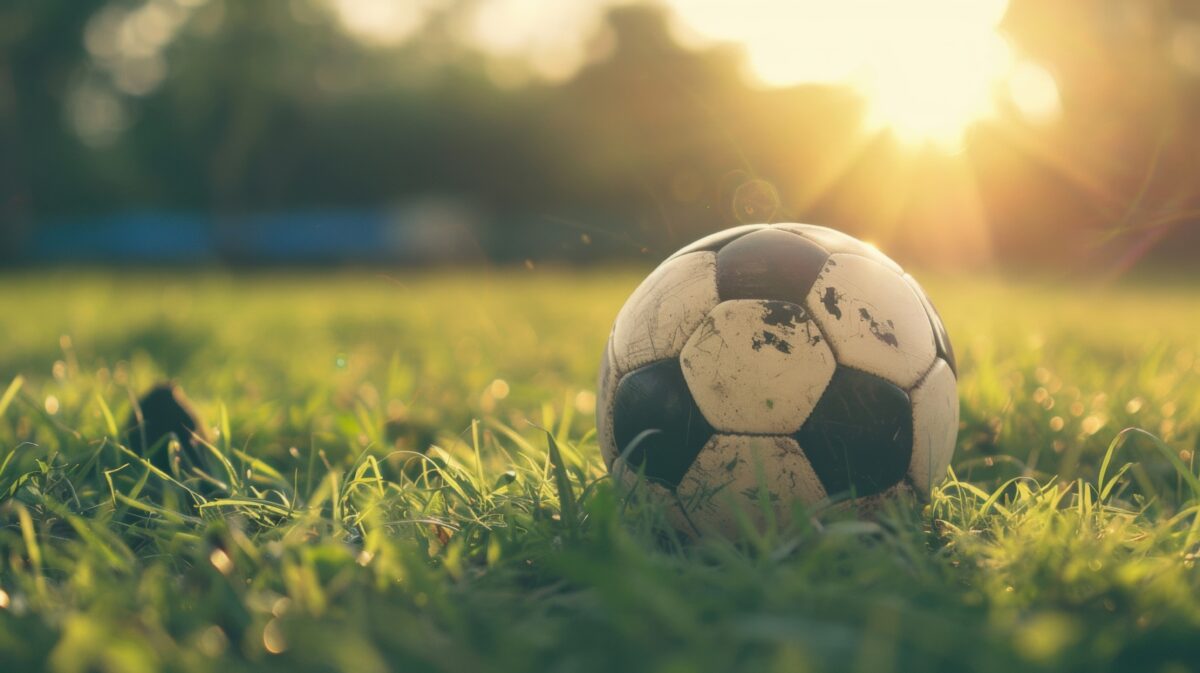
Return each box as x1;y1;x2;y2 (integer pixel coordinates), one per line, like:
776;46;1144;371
596;224;958;536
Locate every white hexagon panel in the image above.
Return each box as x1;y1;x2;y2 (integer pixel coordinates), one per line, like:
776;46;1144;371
609;456;694;532
675;435;827;537
907;359;959;493
610;251;719;375
680;299;835;434
806;254;937;389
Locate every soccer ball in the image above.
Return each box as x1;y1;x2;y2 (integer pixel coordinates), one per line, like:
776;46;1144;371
596;224;958;536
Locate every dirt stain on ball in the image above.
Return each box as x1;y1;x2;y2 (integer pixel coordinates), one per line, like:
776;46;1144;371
752;330;792;354
858;307;900;347
761;301;807;328
821;287;843;319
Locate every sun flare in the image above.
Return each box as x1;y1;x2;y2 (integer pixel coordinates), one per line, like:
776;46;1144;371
326;0;1062;150
666;0;1059;150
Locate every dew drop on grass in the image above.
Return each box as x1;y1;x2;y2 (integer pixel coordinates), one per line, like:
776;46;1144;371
271;597;291;617
198;626;228;657
263;619;287;654
1081;416;1104;436
573;390;595;414
1160;419;1176;437
209;548;233;575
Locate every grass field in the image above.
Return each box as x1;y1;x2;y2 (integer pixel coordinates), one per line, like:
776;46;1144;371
1;269;1198;673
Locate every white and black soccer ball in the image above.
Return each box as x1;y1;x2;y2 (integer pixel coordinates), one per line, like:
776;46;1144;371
596;224;958;536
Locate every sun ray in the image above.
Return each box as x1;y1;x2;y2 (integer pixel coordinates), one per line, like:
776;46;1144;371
664;0;1059;151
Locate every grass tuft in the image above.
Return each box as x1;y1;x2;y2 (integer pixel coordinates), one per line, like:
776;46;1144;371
0;271;1198;672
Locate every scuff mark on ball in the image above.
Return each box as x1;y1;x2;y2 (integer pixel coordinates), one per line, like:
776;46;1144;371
858;307;899;347
821;287;843;320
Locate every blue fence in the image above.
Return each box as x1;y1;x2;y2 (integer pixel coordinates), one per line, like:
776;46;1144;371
18;202;485;265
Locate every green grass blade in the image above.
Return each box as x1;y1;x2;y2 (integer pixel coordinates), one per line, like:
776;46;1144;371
546;431;576;531
0;375;24;418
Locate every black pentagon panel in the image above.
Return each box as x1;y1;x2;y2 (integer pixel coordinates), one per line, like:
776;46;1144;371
612;359;715;489
667;224;767;260
926;302;957;377
774;223;902;273
793;367;913;498
716;228;830;305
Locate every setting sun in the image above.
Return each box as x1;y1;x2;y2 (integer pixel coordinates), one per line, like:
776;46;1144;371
665;0;1059;150
324;0;1061;150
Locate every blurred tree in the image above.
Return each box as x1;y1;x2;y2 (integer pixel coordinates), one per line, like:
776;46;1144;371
1;0;103;259
1;0;1198;270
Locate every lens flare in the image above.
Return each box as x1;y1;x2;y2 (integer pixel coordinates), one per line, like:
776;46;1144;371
666;0;1055;150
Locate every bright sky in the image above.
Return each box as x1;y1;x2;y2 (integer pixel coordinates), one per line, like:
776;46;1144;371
661;0;1061;149
330;0;1065;150
72;0;1063;149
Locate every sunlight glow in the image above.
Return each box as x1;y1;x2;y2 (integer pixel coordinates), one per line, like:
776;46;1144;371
463;0;610;82
664;0;1042;150
1007;61;1062;124
324;0;1062;149
327;0;447;47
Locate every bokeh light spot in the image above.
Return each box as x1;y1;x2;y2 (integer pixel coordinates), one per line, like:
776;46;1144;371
731;178;780;224
1008;61;1062;124
263;619;288;654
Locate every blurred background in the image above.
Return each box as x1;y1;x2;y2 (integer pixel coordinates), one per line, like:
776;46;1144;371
2;0;1199;273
